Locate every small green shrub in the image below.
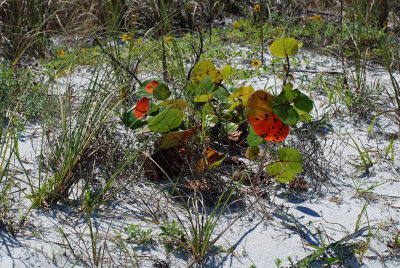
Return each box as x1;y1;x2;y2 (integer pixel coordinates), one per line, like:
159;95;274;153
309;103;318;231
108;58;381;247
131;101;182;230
124;223;153;245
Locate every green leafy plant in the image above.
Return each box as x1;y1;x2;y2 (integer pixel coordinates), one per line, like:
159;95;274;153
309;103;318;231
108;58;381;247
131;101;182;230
124;223;153;245
122;60;240;175
158;220;186;252
244;37;312;185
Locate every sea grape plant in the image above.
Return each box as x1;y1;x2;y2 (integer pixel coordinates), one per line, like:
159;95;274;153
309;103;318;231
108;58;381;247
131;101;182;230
122;60;236;170
122;37;312;183
245;37;313;183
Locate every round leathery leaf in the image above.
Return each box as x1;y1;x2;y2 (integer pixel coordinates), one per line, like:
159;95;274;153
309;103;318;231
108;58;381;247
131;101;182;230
123;109;147;130
153;83;171;101
148;108;183;133
247;125;264;146
245;90;274;123
159;129;194;150
250;113;290;142
266;147;303;183
270;38;299;58
245;146;260;160
134;97;150;118
191;60;223;85
145;80;159;94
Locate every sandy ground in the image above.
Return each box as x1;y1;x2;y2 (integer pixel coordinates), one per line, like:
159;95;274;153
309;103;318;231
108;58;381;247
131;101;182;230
1;49;400;267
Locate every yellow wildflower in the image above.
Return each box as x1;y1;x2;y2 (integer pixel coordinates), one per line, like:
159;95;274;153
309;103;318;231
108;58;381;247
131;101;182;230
137;38;142;44
251;59;261;68
122;34;129;42
166;36;173;42
254;4;260;12
315;14;322;21
57;49;65;58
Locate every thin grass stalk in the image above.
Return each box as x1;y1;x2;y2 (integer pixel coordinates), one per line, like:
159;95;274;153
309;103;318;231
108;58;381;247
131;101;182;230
260;3;264;65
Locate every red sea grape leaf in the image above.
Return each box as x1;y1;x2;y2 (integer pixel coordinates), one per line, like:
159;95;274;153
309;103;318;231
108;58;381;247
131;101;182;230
145;80;159;94
249;113;289;142
134;97;150;118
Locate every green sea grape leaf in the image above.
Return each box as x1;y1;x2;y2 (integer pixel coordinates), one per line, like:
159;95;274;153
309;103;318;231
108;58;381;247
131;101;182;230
284;84;298;102
150;99;188;114
266;147;302;183
194;91;217;102
220;65;234;79
191;61;223;85
271;103;299;126
247;125;264;146
148;108;183;133
153;83;171;101
245;146;260;160
229;86;254;105
122;109;147;130
195;76;215;96
270;38;299;58
294;93;313;113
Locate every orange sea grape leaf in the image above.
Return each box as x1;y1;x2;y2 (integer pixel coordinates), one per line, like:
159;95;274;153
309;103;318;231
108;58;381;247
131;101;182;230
196;147;225;172
145;80;159;94
249;113;289;142
244;90;274;124
134;97;150;118
159;129;195;150
245;90;289;142
191;60;223;85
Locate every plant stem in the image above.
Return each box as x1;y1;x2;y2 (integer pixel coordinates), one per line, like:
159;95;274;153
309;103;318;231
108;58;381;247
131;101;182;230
284;54;290;86
253;141;270;188
260;5;264;65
